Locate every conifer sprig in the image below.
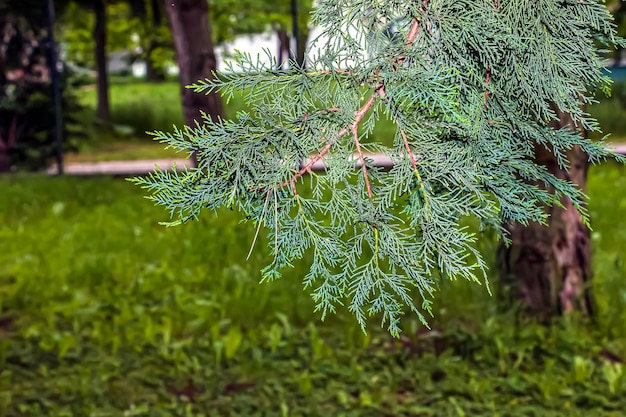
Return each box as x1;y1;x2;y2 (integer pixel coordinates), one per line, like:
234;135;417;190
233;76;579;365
133;0;625;335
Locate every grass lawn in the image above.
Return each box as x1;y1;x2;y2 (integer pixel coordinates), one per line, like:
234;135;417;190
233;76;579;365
1;161;625;415
70;78;626;165
70;82;187;163
64;138;181;163
71;79;398;163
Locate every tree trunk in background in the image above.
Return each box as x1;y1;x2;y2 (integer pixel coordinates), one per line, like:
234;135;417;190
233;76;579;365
295;30;309;69
0;27;8;173
94;0;110;123
497;111;593;321
0;144;10;172
164;0;224;166
277;29;292;68
145;0;166;82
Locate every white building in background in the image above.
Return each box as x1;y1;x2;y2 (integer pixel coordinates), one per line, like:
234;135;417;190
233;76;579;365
217;31;279;70
125;24;366;77
215;24;366;71
127;31;280;78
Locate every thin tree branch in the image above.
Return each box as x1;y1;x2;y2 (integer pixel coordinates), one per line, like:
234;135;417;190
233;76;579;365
351;93;378;201
484;67;491;111
283;17;423;197
280;140;333;190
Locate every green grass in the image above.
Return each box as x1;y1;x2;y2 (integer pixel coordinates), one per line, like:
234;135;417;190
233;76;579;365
77;82;185;134
72;81;258;163
71;78;626;165
72;79;398;163
0;162;625;415
76;80;250;136
65;138;181;163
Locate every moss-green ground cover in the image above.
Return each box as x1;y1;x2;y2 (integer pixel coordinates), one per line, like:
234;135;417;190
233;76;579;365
0;161;625;416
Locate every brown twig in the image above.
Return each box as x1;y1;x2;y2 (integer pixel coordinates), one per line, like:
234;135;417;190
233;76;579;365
351;93;379;201
483;67;492;111
348;18;421;200
282;91;378;195
406;18;421;46
390;19;424;175
392;19;422;70
282;17;422;197
311;69;352;76
387;18;432;215
399;128;419;173
280;141;333;193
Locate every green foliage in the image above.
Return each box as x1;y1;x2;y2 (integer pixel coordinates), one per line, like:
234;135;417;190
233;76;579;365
0;77;87;171
58;1;174;74
135;0;625;334
211;0;314;44
587;161;626;336
57;2;95;67
1;172;626;415
77;78;399;142
75;69;626;142
0;7;88;171
590;80;626;137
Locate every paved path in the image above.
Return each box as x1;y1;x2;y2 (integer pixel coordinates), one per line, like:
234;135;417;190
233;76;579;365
613;143;626;155
46;158;192;176
47;145;626;176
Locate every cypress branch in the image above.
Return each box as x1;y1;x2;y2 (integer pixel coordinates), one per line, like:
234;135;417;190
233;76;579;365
132;0;625;336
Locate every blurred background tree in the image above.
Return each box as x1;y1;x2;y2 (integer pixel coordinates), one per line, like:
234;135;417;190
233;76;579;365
162;0;223;150
499;0;626;321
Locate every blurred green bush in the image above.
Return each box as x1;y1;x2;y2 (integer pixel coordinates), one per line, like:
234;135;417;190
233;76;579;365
591;80;626;140
0;12;92;172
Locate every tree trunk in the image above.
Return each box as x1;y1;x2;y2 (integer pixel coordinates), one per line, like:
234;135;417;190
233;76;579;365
0;19;8;173
145;0;166;82
295;29;309;69
94;0;110;123
277;29;292;68
0;144;11;173
0;116;17;173
164;0;224;147
497;111;593;320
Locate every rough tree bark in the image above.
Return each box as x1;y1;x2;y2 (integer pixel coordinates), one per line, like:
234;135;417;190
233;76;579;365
498;110;593;320
0;25;9;173
164;0;224;166
94;0;110;123
277;29;292;69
